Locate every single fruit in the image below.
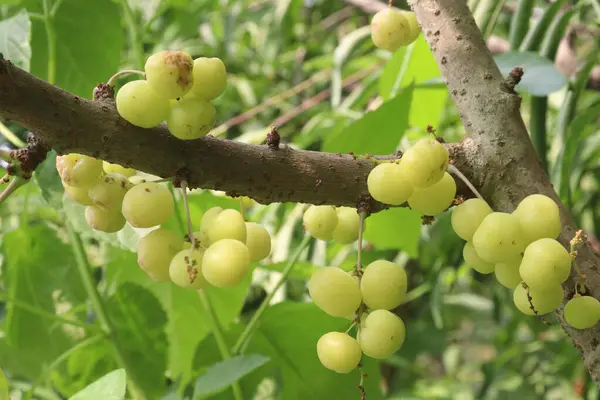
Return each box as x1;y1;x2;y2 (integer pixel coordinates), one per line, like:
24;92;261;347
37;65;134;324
169;248;208;289
63;182;94;206
207;209;247;244
367;162;413;205
407;172;456;216
463;242;495;274
144;50;194;99
519;238;572;290
84;206;126;233
564;295;600;329
332;207;361;244
137;228;184;281
87;173;132;211
199;207;224;246
303;205;339;241
102;161;136;177
121;182;174;228
56;153;103;187
399;138;449;188
513;194;561;244
245;222;271;261
513;282;563;315
494;259;522;289
167;96;216;140
202;239;250;287
308;267;362;318
129;176;147;185
370;8;410;52
400;11;421;44
115;80;170;128
451;198;493;241
472;212;526;263
316;332;362;374
360;260;407;310
190;57;227;101
359;309;406;359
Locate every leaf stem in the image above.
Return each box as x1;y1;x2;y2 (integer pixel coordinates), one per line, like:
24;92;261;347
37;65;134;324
0;177;27;204
232;234;312;355
107;69;146;87
0;121;26;148
198;290;244;400
180;180;197;250
42;0;57;85
356;211;367;273
447;164;485;201
66;221;145;399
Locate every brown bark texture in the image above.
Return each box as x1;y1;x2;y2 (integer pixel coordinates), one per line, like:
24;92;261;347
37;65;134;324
409;0;600;385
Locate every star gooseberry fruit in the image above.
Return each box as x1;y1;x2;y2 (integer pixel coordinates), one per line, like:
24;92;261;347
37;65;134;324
144;50;194;99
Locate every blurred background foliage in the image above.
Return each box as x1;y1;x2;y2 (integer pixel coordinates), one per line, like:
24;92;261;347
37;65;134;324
0;0;599;399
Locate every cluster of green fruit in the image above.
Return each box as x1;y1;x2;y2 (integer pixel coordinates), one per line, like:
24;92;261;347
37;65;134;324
452;194;600;329
371;7;421;52
115;50;226;140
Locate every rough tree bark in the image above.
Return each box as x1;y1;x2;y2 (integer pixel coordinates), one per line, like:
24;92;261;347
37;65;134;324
0;0;600;386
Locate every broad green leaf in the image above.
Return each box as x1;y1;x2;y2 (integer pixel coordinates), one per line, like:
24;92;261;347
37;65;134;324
104;247;251;385
27;0;123;97
105;282;168;396
494;51;567;95
0;9;30;70
193;354;270;398
363;208;421;257
34;150;64;208
69;369;127;400
0;368;8;400
257;261;317;280
323;86;413;155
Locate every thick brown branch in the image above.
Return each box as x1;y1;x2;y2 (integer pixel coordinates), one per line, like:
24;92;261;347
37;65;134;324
409;0;600;385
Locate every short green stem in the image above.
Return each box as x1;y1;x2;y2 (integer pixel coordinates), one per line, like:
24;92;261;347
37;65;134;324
0;121;26;148
42;0;56;85
107;69;146;87
198;289;244;400
232;234;312;355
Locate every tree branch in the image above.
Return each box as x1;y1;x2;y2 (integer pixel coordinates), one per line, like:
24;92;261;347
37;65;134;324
408;0;600;384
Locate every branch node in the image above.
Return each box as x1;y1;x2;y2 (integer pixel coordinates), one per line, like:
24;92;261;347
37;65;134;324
266;126;281;150
505;67;524;91
93;83;115;102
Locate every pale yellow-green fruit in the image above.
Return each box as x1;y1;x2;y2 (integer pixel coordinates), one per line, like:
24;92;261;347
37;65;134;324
407;172;456;216
129;176;147;185
190;57;227;101
199;207;224;246
121;182;174;228
102;161;136;177
144;50;194;99
370;8;410;52
137;228;184;281
513;282;563;315
308;267;362;318
115;80;170;128
367;162;413;205
201;239;251;287
245;222;271;262
400;10;421;44
519;238;572;290
167;96;216;140
182;231;202;250
84;206;126;233
564;295;600;329
359;310;406;359
303;205;339;241
399;138;449;189
463;241;495;274
207;209;247;245
494;259;522;289
63;182;95;206
513;194;562;244
360;260;407;310
316;332;362;374
56;153;103;187
332;207;361;244
169;248;208;289
87;173;132;212
472;212;526;263
451;198;493;242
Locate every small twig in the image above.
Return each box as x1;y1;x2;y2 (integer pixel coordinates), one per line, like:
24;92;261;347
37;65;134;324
0;148;13;161
0;176;27;204
180;180;197;251
356;211;368;274
447;164;484;201
107;69;146;86
570;229;587;294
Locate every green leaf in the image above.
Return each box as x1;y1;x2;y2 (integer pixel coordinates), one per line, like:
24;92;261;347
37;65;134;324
193;354;270;398
494;51;567;95
105;282;168;396
323;86;413;155
257;261;317;280
104;247;251;385
363;207;421;257
0;9;31;70
0;368;8;400
27;0;123;97
34;150;64;208
69;369;127;400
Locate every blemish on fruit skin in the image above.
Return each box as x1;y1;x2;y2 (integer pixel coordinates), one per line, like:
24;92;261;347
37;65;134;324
163;51;193;88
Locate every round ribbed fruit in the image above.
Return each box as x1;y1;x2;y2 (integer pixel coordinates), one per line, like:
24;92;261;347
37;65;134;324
451;198;493;242
121;182;174;228
367;162;413;205
359;310;406;359
360;260;407;310
303;205;339;241
137;228;183;281
308;267;362;318
407;172;456;216
316;332;362;374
